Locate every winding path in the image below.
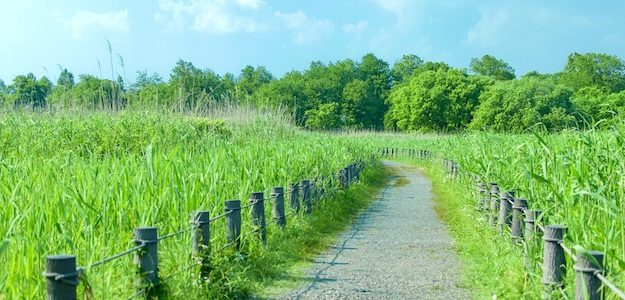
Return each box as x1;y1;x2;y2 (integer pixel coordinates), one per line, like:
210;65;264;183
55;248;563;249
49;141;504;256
279;161;470;299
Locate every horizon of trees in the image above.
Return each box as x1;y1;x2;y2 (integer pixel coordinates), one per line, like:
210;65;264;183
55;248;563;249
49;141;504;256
1;52;624;132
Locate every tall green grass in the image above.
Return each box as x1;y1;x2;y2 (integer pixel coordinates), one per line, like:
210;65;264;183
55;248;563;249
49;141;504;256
0;108;376;298
348;125;625;298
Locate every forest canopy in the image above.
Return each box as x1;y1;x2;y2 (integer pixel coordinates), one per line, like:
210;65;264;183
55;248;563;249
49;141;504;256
2;52;624;132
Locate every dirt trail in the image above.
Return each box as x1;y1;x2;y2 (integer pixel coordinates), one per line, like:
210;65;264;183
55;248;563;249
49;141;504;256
279;161;470;300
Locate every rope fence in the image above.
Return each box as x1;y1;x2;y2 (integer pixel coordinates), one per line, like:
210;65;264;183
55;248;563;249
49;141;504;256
43;159;368;299
379;146;625;300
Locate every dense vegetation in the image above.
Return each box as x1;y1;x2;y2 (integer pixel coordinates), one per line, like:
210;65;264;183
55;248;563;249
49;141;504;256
0;108;384;298
2;52;624;132
358;127;625;298
1;48;625;298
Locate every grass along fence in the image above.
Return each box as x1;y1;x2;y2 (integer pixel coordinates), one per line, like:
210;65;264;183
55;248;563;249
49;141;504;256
380;147;624;300
43;161;365;299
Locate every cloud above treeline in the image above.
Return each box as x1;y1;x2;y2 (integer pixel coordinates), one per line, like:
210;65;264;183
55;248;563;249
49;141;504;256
65;9;130;38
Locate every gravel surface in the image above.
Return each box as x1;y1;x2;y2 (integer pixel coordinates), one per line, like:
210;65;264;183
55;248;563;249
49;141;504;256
279;161;470;300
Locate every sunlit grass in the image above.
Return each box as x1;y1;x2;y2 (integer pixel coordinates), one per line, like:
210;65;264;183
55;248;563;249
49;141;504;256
0;108;377;298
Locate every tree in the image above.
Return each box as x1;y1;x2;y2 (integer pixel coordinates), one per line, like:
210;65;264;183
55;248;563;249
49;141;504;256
470;55;515;80
35;77;52;107
304;102;343;130
126;71;169;107
57;69;75;88
254;71;307;124
8;73;51;108
391;54;424;83
470;77;575;131
356;53;391;128
0;79;6;92
73;75;124;109
384;68;486;131
132;70;162;89
236;65;273;95
571;87;625;122
170;60;222;108
220;73;236;96
342;79;383;128
559;52;625;93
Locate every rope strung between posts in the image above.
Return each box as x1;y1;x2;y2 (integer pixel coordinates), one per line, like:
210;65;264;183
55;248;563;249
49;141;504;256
209;210;233;222
468;168;625;300
557;240;577;262
240;201;257;209
158;226;195;242
42;159;368;299
596;272;625;300
42;270;80;286
84;243;147;269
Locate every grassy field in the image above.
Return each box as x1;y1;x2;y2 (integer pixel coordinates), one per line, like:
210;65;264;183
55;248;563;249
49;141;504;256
0;107;384;299
356;126;625;298
1;106;624;298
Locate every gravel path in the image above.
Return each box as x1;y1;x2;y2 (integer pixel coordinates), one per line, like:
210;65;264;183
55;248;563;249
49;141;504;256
279;161;470;300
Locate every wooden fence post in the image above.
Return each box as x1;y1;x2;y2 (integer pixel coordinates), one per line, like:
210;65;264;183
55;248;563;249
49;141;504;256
134;227;159;294
289;183;300;212
44;255;78;300
476;181;487;212
497;191;513;232
524;210;543;243
511;198;528;241
543;225;567;296
225;200;242;250
488;183;500;227
250;192;267;245
191;211;210;278
271;187;286;228
300;180;312;214
308;178;317;204
339;169;344;188
575;250;605;300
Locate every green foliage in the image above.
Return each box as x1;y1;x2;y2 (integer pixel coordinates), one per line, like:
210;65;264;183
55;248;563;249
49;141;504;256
4;51;625;132
253;53;389;129
305;102;343;129
470;77;575;131
235;65;273;96
57;68;75;88
470;54;515;80
391;54;424;83
0;109;377;299
415;160;527;299
385;67;486;131
169;60;223;108
571;87;625;123
559;52;625;93
69;74;126;109
7;73;51;108
254;71;306;122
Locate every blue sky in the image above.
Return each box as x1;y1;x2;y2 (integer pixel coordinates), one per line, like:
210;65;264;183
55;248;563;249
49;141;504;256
1;0;624;84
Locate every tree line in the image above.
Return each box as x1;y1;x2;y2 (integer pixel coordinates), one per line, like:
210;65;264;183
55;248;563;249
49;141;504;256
1;52;624;132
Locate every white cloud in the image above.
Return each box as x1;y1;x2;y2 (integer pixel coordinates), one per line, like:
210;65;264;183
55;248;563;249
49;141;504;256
342;21;368;35
235;0;265;10
275;11;333;44
66;9;129;38
370;0;428;26
465;7;510;47
156;0;267;34
465;4;599;48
